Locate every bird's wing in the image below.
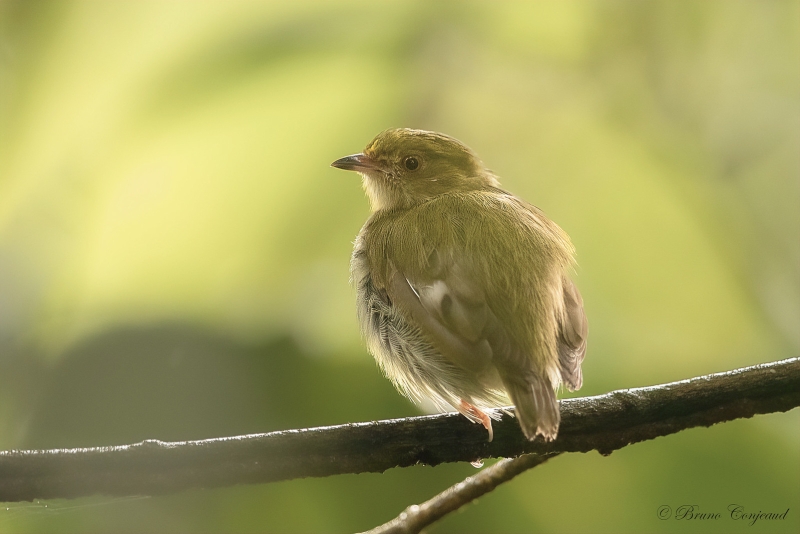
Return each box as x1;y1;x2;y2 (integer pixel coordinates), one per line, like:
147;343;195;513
385;250;562;440
557;277;587;390
386;251;496;375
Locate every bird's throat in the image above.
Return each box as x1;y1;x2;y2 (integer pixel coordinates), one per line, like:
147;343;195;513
362;174;405;212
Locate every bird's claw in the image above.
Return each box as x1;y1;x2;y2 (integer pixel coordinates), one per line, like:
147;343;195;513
459;399;494;442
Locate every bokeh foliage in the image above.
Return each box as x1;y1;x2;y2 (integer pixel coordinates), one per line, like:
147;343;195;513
0;1;798;532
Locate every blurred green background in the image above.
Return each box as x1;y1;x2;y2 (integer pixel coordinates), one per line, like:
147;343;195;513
1;1;798;533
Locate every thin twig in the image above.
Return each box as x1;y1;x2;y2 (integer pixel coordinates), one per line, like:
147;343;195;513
362;452;561;534
0;357;797;502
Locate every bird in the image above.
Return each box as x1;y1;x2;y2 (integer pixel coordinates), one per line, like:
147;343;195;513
331;128;587;442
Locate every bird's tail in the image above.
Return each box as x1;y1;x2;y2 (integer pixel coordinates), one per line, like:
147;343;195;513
503;373;560;441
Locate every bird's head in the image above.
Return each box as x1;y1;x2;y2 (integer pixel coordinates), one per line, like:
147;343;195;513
331;128;500;211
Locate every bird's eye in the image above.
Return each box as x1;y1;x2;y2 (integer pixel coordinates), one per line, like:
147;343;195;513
404;156;419;171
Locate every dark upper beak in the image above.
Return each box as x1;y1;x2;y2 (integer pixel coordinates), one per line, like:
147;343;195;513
330;153;379;172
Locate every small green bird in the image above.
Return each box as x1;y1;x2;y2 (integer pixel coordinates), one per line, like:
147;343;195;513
332;128;587;441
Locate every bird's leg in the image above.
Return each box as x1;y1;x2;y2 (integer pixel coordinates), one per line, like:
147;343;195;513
459;399;493;442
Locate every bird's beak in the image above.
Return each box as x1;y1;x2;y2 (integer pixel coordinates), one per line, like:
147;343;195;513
330;153;379;173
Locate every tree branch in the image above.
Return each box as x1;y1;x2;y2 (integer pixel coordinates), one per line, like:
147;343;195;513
1;357;797;502
362;452;562;534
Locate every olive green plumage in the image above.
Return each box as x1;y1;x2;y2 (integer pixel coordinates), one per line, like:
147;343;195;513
333;128;587;441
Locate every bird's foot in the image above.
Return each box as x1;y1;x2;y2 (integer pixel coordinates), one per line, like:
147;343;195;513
459;399;494;442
